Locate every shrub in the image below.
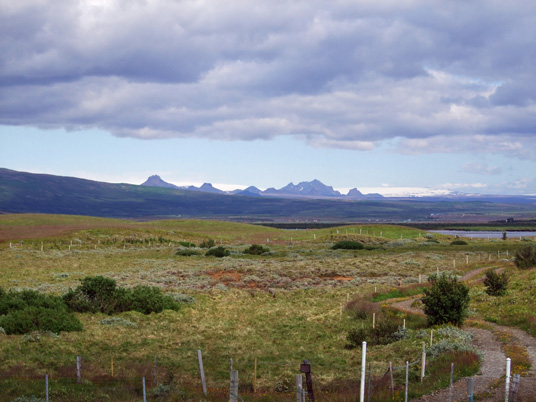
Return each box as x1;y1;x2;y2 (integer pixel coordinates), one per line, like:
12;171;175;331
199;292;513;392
332;240;364;250
199;239;215;248
178;241;196;248
99;317;137;327
243;244;270;255
422;273;470;326
514;245;536;269
0;289;82;335
483;269;508;296
64;276;180;315
450;239;468;245
63;276;127;314
175;249;200;256
205;246;230;258
124;286;180;314
0;306;82;335
345;297;380;319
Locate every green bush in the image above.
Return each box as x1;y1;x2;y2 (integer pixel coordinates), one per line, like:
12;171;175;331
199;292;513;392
205;246;230;258
422;273;470;326
63;276;128;314
64;276;180;315
332;240;364;250
483;269;508;296
125;286;180;314
178;241;196;248
175;248;201;256
450;239;468;245
514;245;536;269
243;244;270;255
0;288;82;335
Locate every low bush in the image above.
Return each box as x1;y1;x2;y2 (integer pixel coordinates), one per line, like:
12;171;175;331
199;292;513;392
450;239;468;245
345;297;380;319
243;244;270;255
483;269;508;296
175;249;201;256
64;276;181;315
332;240;364;250
0;288;82;335
178;241;196;248
205;246;230;258
514;245;536;269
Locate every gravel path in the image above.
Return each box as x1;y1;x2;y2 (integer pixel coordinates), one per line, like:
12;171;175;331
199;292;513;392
387;267;536;401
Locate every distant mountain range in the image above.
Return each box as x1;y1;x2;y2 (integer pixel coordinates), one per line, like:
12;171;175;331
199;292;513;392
141;175;383;200
1;168;535;222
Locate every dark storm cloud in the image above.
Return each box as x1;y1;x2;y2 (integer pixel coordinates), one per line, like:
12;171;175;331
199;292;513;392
1;0;535;157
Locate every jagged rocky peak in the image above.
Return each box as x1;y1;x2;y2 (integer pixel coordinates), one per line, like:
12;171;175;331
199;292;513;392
141;175;179;189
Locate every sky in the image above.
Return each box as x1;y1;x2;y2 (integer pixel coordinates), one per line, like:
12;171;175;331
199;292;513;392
1;0;535;196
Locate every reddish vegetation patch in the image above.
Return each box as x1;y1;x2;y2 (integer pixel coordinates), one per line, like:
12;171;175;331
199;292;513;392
208;271;243;281
0;223;133;242
332;276;353;281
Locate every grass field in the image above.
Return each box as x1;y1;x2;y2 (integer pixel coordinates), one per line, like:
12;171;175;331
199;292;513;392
0;214;534;401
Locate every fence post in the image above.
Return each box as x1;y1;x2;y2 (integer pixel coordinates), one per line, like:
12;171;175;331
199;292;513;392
111;356;114;377
45;374;49;402
76;356;81;384
296;374;304;402
421;342;426;382
197;349;208;395
142;377;146;402
505;358;511;402
467;377;474;402
389;362;394;396
449;362;454;402
230;370;239;402
300;360;315;402
405;361;409;402
360;342;367;402
254;357;257;393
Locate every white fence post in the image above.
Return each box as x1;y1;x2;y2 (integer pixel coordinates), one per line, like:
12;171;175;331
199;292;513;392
505;358;511;402
360;341;367;402
197;349;208;395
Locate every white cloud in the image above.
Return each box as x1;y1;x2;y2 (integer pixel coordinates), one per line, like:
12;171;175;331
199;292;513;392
1;0;536;160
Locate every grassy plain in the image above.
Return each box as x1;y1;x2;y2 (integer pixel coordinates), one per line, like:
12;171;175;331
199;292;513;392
0;214;534;401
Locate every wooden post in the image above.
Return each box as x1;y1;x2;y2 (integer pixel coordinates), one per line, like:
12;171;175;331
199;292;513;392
360;342;366;402
197;350;207;395
430;330;434;346
453;259;456;269
296;374;304;402
230;370;239;402
389;362;394;396
111;356;114;377
153;355;158;386
466;255;469;264
467;377;474;402
405;361;409;402
300;361;315;402
505;358;511;402
449;362;454;402
76;356;81;384
403;319;406;329
45;374;49;402
372;313;375;329
421;342;426;382
142;377;146;402
254;357;257;393
419;274;422;284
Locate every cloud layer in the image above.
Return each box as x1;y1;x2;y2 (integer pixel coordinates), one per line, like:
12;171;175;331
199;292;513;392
1;0;535;158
